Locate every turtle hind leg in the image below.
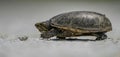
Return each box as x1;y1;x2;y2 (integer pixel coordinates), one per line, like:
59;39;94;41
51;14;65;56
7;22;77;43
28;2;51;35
95;33;107;40
56;36;66;40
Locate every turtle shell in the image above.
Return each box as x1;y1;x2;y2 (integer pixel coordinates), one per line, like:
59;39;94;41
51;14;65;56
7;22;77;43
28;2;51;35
50;11;112;33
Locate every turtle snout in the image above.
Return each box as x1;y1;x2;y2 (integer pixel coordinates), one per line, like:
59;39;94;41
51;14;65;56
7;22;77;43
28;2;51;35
35;23;48;32
35;23;40;27
35;23;43;32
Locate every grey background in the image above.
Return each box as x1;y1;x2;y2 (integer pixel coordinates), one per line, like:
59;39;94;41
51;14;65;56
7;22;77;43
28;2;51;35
0;0;120;57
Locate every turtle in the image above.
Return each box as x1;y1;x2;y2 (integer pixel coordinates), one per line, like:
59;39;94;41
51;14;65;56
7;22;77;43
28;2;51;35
35;11;112;40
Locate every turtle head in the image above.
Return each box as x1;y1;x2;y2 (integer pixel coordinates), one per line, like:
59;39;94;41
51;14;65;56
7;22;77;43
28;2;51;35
35;21;51;33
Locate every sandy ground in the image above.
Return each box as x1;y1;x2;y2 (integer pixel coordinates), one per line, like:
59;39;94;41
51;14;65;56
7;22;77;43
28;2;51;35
0;1;120;57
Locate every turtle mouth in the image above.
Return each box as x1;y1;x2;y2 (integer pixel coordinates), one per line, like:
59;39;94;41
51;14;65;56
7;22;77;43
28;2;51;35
35;23;48;32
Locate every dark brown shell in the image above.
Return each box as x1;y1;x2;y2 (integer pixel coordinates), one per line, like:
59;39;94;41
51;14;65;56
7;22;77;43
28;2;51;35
50;11;112;33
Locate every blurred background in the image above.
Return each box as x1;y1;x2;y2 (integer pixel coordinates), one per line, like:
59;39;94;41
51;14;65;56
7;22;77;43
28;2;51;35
0;0;120;57
0;0;120;38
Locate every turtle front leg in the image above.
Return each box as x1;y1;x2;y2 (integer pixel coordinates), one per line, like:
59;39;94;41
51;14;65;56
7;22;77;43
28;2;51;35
41;28;58;39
